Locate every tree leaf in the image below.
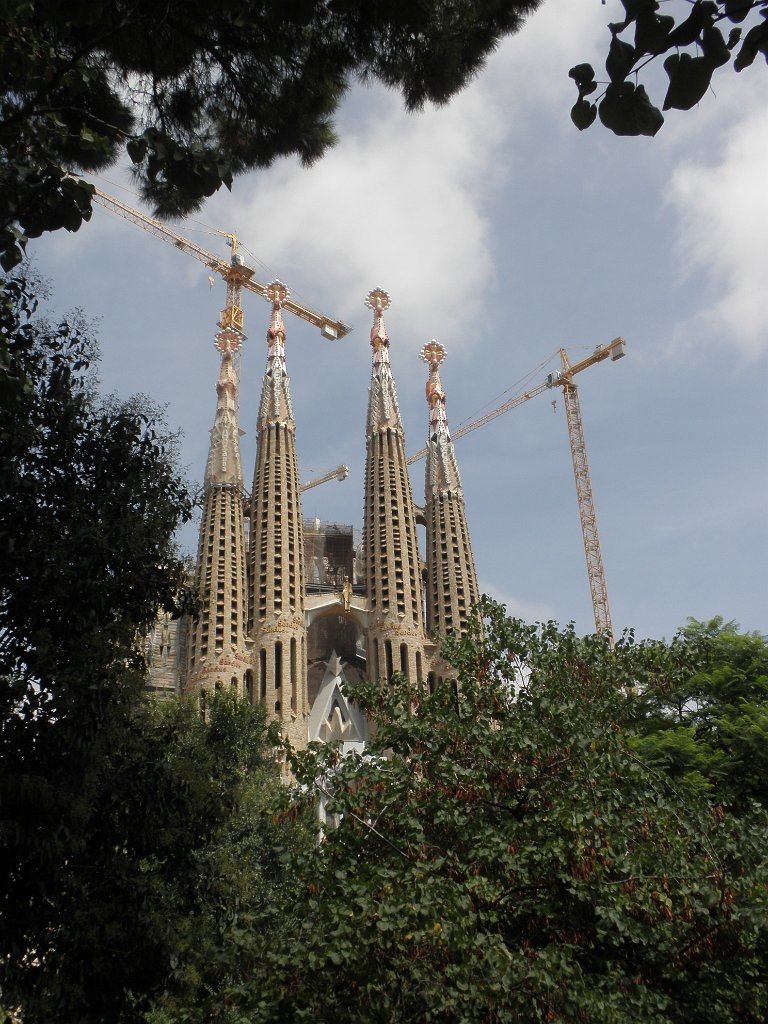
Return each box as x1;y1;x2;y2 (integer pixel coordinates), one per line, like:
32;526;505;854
569;63;596;88
701;25;732;67
634;11;675;54
662;53;715;110
605;35;637;83
571;99;597;130
598;81;664;136
126;136;148;165
724;0;753;24
668;0;718;46
734;21;768;70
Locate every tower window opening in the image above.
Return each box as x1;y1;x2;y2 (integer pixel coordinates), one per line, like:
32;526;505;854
290;637;297;713
275;641;283;689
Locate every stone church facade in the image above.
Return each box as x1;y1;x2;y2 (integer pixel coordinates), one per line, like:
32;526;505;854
145;284;478;753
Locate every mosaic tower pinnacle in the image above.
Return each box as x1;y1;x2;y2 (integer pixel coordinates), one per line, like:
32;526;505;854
248;282;307;748
421;341;479;638
362;289;427;685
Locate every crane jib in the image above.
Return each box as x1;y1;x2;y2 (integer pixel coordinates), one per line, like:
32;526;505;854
90;184;350;340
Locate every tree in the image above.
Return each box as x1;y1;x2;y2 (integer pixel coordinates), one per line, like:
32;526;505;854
570;1;768;137
0;270;190;1016
630;616;768;810
0;275;313;1023
2;689;310;1024
0;270;192;725
0;0;543;271
235;601;767;1024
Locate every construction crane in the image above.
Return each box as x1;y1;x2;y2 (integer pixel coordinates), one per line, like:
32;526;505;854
238;464;350;517
408;338;626;641
548;345;624;641
89;185;351;343
301;464;349;493
91;185;354;499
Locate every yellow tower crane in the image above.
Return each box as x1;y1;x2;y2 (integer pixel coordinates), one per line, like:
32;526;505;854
301;464;349;493
408;337;626;642
90;187;354;499
89;185;350;343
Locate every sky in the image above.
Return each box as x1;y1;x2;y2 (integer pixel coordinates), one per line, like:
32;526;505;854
32;1;767;641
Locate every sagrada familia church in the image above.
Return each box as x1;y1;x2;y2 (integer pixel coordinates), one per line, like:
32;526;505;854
144;282;479;755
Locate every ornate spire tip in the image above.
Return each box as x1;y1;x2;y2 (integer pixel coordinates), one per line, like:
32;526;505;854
365;287;391;313
214;326;244;353
266;280;289;305
420;340;446;367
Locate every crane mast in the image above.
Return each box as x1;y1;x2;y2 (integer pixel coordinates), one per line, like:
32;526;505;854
559;355;613;641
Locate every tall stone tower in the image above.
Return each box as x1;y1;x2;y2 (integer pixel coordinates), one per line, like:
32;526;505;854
362;288;427;685
421;341;479;640
248;282;308;748
148;282;483;747
186;323;251;692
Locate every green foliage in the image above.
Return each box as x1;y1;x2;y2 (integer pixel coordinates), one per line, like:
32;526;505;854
0;279;311;1020
631;616;768;809
220;601;767;1023
0;270;192;1020
570;1;768;136
2;690;307;1024
0;0;543;270
0;270;193;725
3;300;764;1024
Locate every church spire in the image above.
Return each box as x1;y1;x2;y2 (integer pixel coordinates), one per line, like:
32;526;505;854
186;322;250;692
248;281;308;751
362;288;426;686
365;287;403;433
422;340;463;497
204;327;243;485
421;341;479;637
257;280;295;428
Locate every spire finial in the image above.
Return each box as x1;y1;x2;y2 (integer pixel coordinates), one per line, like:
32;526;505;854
420;340;446;369
365;287;390;358
365;287;390;315
266;279;289;354
421;340;448;429
266;279;289;306
214;325;244;354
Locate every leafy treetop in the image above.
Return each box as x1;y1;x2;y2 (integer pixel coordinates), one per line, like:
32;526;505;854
211;600;768;1024
631;616;768;809
1;689;310;1024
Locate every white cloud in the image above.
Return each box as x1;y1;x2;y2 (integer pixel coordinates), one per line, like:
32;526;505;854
479;580;554;624
212;3;607;351
221;86;502;344
668;103;768;360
